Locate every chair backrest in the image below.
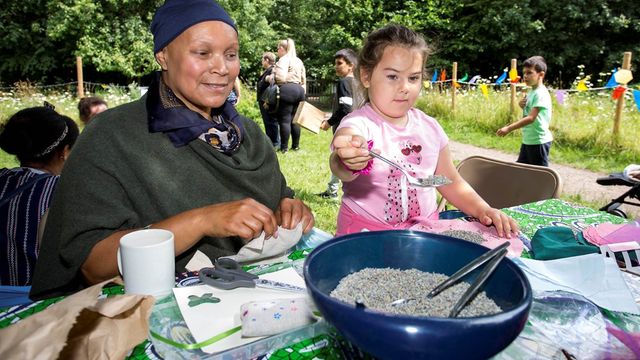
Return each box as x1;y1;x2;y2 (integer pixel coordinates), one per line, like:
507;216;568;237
439;155;563;210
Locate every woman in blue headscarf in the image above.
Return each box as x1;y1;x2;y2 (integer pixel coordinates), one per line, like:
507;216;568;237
30;0;314;299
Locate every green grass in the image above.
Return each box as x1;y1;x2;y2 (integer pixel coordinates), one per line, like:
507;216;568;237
274;129;340;233
2;85;639;234
417;88;640;173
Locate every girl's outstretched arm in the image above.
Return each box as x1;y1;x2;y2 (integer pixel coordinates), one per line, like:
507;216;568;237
329;127;371;182
435;145;519;238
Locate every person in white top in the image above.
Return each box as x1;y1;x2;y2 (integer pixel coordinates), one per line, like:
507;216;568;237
267;38;306;152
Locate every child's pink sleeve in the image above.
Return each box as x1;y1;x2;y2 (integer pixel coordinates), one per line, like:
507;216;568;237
330;114;370;151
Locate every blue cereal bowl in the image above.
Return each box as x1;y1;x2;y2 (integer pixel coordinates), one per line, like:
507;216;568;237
303;230;532;360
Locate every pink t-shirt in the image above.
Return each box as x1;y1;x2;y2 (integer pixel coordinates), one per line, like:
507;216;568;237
335;104;449;234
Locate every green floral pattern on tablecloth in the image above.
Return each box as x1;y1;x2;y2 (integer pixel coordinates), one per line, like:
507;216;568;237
504;199;627;242
256;333;344;360
0;296;64;328
0;284;123;329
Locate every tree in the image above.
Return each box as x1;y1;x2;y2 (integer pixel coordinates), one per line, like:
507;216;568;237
435;0;640;84
0;0;73;83
218;0;279;84
46;0;161;81
1;0;637;86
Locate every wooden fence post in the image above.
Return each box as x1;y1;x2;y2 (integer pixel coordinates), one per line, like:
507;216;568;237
613;52;632;142
76;56;85;99
510;58;517;118
452;62;457;112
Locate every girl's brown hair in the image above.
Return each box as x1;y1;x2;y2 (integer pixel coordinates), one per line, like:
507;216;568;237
354;24;430;108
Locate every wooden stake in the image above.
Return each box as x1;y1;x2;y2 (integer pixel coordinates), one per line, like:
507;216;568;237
613;52;632;141
510;58;517;118
452;62;457;111
76;56;85;99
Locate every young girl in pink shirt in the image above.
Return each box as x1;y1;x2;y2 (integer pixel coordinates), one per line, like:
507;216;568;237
330;24;519;239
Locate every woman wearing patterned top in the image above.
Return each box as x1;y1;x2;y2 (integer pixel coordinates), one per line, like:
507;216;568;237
0;106;79;285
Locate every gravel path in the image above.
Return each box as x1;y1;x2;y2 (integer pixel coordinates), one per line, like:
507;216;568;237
448;141;639;218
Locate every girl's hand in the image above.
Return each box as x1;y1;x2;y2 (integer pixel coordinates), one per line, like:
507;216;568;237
275;198;315;234
331;134;371;171
477;207;519;238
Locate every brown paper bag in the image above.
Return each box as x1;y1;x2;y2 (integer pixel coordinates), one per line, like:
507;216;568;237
0;277;154;360
292;101;325;134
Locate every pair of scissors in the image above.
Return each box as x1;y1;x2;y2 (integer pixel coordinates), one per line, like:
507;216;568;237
199;258;306;293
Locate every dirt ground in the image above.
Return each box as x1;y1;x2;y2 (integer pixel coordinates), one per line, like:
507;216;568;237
448;141;640;219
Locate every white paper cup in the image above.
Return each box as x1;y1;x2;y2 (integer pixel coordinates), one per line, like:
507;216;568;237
118;229;175;298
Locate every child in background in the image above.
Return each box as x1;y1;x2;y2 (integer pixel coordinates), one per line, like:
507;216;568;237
78;96;108;124
496;56;553;166
330;24;518;238
317;48;358;199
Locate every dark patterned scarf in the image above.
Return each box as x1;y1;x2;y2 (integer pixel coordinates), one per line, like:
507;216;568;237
147;71;243;154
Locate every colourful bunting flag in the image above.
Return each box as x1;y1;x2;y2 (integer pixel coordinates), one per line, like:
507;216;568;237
480;84;488;98
612;86;626;100
423;80;431;89
469;75;481;84
555;90;567;105
453;80;460;88
633;90;640;112
508;68;518;82
614;69;633;85
431;69;438;83
605;69;618;88
459;73;469;82
440;69;447;82
576;80;588;91
495;71;507;85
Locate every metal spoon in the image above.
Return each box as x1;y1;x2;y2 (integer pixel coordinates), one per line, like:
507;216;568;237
368;151;452;187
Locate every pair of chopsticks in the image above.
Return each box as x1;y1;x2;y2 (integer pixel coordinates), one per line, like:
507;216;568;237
428;242;509;317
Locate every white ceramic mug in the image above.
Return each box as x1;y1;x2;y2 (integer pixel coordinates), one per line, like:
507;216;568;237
118;229;175;298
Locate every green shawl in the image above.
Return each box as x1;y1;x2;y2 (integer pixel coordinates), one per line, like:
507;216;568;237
30;96;293;299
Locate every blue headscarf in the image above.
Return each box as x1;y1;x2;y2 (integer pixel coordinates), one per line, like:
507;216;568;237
150;0;237;53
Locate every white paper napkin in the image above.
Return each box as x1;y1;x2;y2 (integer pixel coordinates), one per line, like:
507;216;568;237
224;223;303;263
513;254;639;314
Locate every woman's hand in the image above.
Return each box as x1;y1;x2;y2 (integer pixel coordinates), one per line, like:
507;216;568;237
199;198;278;241
476;207;519;238
276;198;315;234
265;74;274;85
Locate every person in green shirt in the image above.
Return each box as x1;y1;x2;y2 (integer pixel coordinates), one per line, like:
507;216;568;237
496;56;553;166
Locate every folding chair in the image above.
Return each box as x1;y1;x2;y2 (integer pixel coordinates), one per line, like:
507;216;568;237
438;155;563;211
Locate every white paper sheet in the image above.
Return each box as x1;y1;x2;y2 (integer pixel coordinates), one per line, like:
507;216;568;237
173;268;308;354
513;254;640;314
